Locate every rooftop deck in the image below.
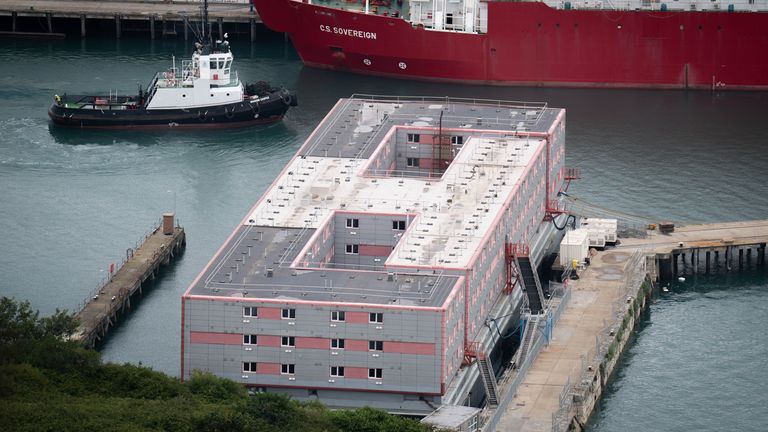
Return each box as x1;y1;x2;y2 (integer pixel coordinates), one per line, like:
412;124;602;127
187;96;564;308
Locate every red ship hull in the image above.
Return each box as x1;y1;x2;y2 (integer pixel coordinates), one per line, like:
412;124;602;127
254;0;768;90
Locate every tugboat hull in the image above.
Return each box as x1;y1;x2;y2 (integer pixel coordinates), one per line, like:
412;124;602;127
48;93;296;129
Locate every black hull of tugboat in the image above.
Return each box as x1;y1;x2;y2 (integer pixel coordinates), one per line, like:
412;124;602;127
48;94;296;129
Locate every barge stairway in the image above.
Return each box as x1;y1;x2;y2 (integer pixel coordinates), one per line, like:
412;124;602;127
512;313;540;368
477;353;499;407
515;255;546;314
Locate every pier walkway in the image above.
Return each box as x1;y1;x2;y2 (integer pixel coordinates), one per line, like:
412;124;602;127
73;215;185;348
0;0;264;40
493;220;768;431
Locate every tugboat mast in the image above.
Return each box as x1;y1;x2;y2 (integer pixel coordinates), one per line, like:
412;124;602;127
201;0;210;46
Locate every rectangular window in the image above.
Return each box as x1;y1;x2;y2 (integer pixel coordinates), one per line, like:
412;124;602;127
281;364;295;375
407;133;420;143
368;340;383;351
406;157;420;168
281;336;295;347
243;306;257;317
345;244;359;255
243;334;257;345
368;368;383;379
369;312;383;323
346;218;359;228
281;308;295;319
392;220;406;230
243;362;257;372
451;135;464;145
330;366;345;377
331;338;345;349
331;311;346;322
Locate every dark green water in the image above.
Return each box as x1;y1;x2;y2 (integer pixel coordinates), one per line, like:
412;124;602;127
1;37;766;428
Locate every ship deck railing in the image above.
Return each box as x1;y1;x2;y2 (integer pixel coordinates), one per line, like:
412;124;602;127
152;69;240;89
545;0;768;12
350;94;548;112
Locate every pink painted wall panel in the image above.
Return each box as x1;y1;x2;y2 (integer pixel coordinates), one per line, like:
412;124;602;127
259;307;283;320
345;366;369;379
359;244;393;256
346;311;369;324
418;158;436;169
296;337;329;349
256;362;280;375
345;339;369;351
259;335;281;347
385;341;435;355
190;332;242;345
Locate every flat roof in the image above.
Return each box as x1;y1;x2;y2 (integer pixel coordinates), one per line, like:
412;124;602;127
187;96;564;308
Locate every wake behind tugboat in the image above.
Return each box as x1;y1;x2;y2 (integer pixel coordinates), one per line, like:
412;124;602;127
48;2;297;129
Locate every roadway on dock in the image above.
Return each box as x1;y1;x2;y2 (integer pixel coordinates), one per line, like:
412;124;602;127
618;220;768;253
0;0;258;22
495;219;768;431
494;249;638;432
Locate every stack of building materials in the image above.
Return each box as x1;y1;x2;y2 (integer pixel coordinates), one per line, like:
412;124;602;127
559;228;589;267
581;218;618;248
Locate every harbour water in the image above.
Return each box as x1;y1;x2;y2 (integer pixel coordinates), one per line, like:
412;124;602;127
1;36;767;429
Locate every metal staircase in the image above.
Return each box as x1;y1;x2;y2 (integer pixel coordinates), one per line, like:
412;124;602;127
476;353;499;406
515;253;545;314
512;313;540;368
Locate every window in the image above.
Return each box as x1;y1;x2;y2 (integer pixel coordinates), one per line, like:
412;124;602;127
331;338;345;349
368;340;383;351
407;133;420;143
281;364;295;375
218;59;225;69
281;336;295;347
331;311;346;322
243;306;257;317
346;218;359;228
243;334;257;345
406;157;420;167
210;58;218;69
368;368;383;379
345;244;359;254
369;312;383;323
330;366;345;377
281;308;295;319
243;362;257;372
451;135;464;145
392;220;406;231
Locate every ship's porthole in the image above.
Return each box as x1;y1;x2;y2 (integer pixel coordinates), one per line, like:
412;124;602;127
364;58;372;66
617;24;622;30
398;62;407;70
227;93;230;96
182;94;186;97
211;94;214;97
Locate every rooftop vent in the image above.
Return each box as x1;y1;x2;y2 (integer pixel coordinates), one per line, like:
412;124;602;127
266;268;274;277
387;272;395;282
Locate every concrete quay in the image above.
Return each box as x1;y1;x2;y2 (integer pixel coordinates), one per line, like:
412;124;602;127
73;215;185;348
492;220;768;432
0;0;264;40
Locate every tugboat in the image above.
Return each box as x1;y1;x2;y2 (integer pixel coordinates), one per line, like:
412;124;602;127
48;2;297;129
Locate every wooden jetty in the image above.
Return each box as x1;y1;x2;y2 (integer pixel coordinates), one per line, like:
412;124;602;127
73;214;186;348
0;0;266;41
